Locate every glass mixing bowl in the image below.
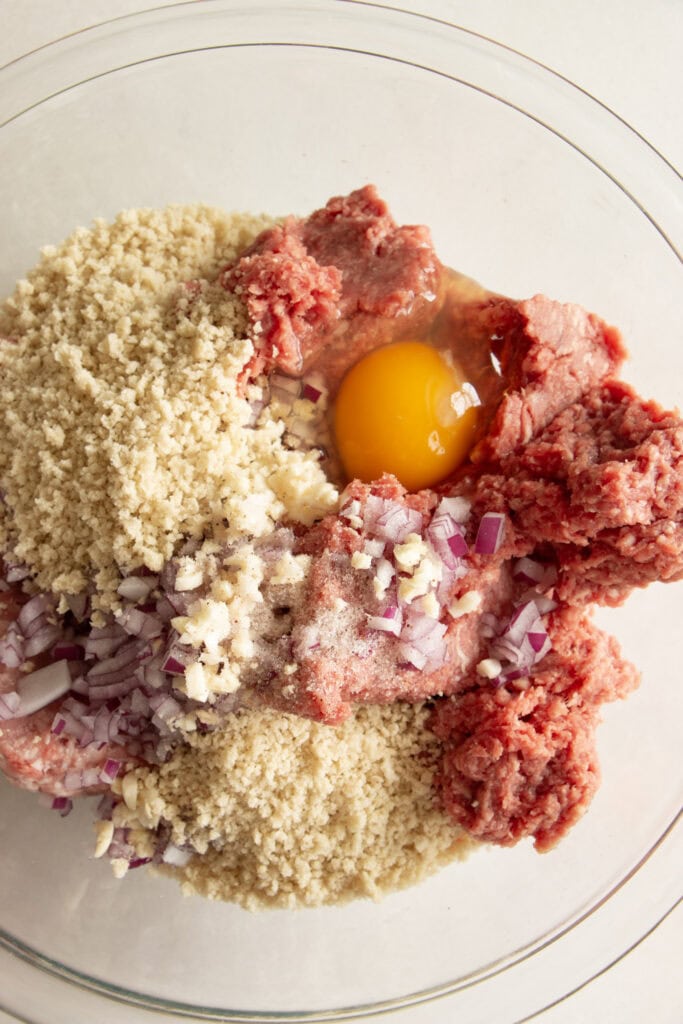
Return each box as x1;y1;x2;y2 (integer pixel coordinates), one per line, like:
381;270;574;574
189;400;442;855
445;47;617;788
0;3;681;1021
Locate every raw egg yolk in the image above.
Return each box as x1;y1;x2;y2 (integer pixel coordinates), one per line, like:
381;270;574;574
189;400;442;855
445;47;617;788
333;340;479;491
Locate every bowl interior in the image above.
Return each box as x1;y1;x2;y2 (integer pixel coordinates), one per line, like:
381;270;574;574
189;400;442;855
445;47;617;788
0;3;681;1021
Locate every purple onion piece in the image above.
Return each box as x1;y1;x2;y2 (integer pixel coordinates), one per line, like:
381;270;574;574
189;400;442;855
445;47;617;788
474;512;506;556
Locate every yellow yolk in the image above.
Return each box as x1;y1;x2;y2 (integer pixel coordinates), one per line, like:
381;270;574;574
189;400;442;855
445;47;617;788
333;340;480;491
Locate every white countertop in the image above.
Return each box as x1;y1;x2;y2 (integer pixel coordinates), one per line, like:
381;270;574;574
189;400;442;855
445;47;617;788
0;2;680;1022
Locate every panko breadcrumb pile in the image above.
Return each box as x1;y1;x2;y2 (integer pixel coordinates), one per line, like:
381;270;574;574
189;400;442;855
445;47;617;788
112;704;473;909
0;205;472;908
0;206;337;610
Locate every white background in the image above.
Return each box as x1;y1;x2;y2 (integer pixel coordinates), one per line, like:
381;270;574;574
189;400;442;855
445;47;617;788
0;1;680;1022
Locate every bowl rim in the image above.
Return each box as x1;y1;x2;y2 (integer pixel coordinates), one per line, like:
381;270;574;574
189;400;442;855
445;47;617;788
0;2;681;1021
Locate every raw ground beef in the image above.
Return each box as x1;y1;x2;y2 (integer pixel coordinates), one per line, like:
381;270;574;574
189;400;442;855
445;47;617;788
466;380;683;603
222;185;440;384
429;608;639;851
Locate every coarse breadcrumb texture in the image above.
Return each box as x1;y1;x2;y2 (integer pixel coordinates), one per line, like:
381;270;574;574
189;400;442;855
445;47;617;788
115;703;473;909
0;206;337;608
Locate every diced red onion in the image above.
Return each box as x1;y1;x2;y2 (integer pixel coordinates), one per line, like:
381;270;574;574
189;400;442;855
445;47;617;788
0;691;21;720
367;606;402;637
88;677;141;701
17;594;54;635
51;714;66;735
159;560;179;593
99;758;121;783
529;594;557;615
5;562;31;583
527;629;548;653
178;538;202;559
398;644;428;670
529;633;552;660
375;502;423;544
51;796;73;817
86;639;151;684
434;496;471;524
161;651;190;676
269;373;300;400
301;382;323;404
294;625;321;657
246;397;266;427
340;498;362;521
52;641;84;661
139;653;167;689
512;557;546;585
0;622;24;668
130;688;151;712
63;767;102;793
10;660;72;717
479;612;500;639
502;601;541;646
399;615;448;669
490;635;531;668
117;575;158;603
70;674;90;696
52;702;92;741
82;635;122;660
513;560;558;598
24;623;61;658
150;694;181;733
474;512;506;555
498;666;529;684
107;827;135;860
84;623;129;660
97;792;117;820
117;606;163;640
286;418;318;445
436;564;467;605
155;596;178;623
426;512;467;570
92;705;113;743
163;590;196;616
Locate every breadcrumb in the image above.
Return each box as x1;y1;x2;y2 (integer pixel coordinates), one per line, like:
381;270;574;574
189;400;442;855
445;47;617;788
0;206;337;609
118;704;474;909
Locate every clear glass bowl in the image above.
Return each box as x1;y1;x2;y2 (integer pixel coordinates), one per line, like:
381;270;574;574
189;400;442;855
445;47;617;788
0;3;681;1022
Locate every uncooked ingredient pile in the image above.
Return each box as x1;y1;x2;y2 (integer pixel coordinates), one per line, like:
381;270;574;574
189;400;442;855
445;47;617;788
0;187;681;909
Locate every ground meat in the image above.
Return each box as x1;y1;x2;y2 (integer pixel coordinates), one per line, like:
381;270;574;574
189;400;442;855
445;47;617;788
221;185;440;383
301;186;438;320
221;228;342;379
468;381;683;604
473;294;627;462
430;608;639;850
